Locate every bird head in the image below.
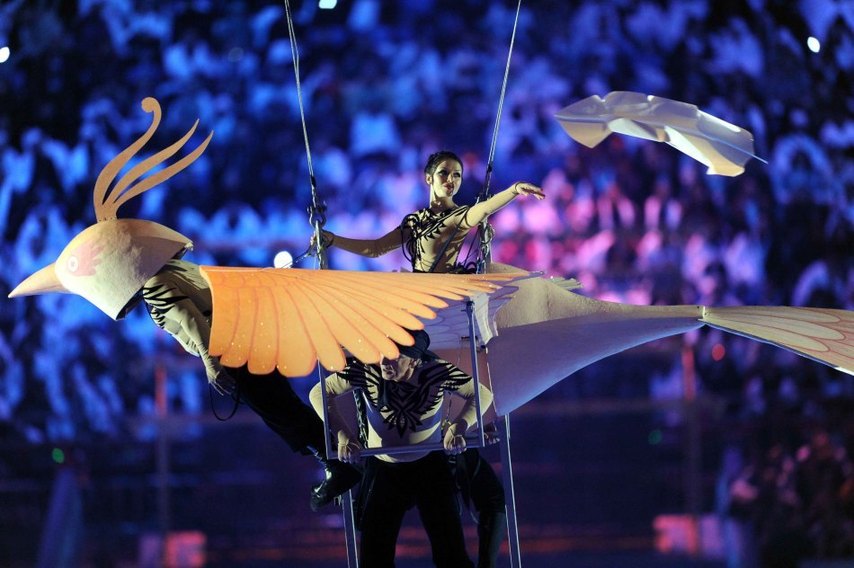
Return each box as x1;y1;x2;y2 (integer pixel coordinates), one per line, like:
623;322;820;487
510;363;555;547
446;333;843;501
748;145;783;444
8;97;212;320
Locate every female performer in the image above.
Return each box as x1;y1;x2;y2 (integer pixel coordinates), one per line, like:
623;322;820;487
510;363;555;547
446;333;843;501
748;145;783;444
316;150;544;274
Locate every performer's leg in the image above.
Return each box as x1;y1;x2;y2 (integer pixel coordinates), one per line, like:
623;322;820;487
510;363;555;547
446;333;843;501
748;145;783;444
358;458;410;568
465;449;507;568
230;366;361;510
416;452;474;568
231;366;327;454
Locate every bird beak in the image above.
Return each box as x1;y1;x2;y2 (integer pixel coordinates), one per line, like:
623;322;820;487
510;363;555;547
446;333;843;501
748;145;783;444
8;263;68;297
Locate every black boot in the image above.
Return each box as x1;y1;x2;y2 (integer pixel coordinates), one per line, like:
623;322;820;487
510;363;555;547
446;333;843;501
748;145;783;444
477;511;507;568
309;458;362;512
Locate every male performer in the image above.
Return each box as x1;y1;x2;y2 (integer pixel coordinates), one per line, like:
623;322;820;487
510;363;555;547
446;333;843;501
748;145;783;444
310;330;493;567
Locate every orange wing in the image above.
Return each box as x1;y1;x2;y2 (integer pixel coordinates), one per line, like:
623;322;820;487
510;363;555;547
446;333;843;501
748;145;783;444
701;306;854;375
199;267;523;377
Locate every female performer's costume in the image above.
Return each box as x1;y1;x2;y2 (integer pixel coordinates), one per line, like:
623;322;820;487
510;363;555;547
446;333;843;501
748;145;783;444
402;205;475;273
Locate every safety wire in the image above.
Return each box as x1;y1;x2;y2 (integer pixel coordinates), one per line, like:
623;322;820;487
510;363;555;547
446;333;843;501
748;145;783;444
280;1;345;503
474;0;523;275
448;0;524;440
282;0;328;269
211;1;322;421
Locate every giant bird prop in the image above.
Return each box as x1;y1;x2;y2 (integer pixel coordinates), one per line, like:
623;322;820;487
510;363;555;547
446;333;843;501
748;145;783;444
9;98;854;417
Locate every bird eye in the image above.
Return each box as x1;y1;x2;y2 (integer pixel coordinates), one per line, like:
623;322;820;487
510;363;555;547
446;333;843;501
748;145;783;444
67;256;79;273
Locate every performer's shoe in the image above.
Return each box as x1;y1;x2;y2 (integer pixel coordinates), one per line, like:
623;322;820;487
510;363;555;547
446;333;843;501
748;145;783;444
310;462;361;512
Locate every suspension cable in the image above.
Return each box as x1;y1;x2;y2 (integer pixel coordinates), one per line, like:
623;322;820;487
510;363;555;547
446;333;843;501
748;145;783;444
476;0;523;274
281;0;327;268
280;0;338;469
480;0;523;202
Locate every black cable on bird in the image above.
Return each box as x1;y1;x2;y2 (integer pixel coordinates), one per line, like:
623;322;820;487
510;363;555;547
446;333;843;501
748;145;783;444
473;0;524;274
281;0;328;269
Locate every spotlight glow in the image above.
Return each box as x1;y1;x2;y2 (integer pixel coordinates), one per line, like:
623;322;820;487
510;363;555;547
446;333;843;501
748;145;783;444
0;46;10;63
274;250;294;268
807;37;820;53
319;0;338;9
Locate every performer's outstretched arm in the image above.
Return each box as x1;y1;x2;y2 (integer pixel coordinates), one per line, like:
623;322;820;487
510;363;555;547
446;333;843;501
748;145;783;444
463;182;545;228
313;226;402;258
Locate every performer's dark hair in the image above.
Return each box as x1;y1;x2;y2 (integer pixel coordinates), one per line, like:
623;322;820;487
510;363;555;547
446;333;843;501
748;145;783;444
424;150;463;176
